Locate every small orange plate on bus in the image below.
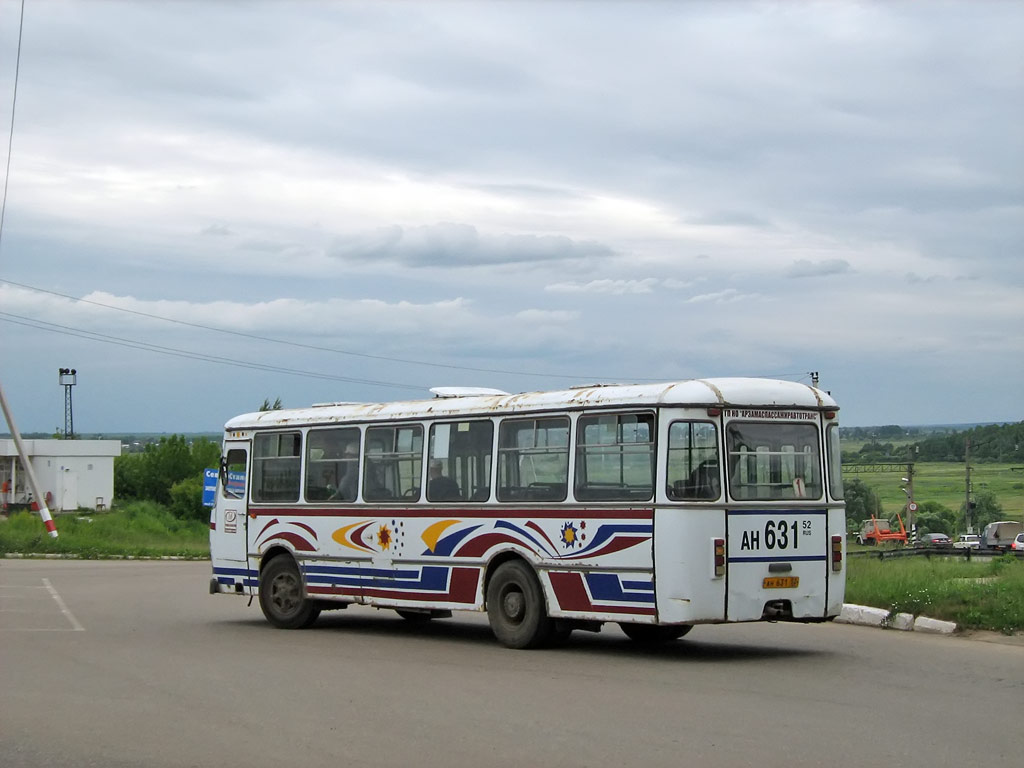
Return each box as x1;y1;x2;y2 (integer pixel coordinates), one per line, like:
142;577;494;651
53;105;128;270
763;576;799;589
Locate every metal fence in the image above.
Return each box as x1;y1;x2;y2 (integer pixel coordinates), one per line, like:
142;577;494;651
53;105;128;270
848;546;1024;561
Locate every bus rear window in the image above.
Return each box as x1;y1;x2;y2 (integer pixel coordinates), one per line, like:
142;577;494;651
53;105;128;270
727;422;822;501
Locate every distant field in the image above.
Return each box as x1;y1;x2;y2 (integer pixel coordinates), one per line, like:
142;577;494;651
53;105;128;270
843;461;1024;522
839;437;919;454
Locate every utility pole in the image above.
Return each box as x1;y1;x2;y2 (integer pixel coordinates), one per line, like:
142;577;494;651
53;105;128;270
808;371;820;388
0;380;58;537
901;460;916;538
964;437;973;533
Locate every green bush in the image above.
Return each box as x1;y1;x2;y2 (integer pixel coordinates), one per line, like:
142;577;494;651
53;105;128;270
169;475;208;522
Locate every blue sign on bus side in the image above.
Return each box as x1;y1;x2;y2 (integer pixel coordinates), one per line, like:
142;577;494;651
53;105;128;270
203;469;246;507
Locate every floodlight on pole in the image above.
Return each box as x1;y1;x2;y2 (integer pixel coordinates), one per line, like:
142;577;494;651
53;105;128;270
58;367;76;438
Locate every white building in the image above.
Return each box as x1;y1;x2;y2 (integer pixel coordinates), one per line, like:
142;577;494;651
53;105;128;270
0;439;121;512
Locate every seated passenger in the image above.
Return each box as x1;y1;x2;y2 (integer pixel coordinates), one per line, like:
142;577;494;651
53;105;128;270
427;460;462;501
330;444;360;502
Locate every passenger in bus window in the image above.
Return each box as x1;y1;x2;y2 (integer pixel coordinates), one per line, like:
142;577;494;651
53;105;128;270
427;460;462;501
331;444;360;502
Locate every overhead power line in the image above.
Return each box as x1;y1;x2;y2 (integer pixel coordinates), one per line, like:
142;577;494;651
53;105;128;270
0;312;428;392
0;278;620;382
0;0;26;258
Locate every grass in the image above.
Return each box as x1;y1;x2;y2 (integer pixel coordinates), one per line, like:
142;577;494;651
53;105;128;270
0;502;210;559
844;461;1024;522
846;554;1024;634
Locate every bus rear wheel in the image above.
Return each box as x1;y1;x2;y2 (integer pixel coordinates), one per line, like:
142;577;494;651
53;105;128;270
259;555;321;629
619;623;692;644
486;560;552;649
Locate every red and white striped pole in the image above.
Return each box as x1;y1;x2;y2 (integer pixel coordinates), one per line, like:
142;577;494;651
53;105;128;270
0;379;58;537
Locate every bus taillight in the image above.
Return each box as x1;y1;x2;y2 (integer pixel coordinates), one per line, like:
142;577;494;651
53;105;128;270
831;535;843;572
713;538;726;578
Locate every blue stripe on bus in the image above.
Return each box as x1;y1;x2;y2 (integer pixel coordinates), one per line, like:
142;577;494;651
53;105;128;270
213;566;258;588
303;564;452;592
728;555;827;563
585;572;656;604
213;566;255;577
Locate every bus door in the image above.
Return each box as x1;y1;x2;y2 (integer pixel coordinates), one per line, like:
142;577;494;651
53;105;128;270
211;442;250;577
723;416;828;622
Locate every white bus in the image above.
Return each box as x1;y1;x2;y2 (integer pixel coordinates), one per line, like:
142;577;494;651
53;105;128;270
210;378;846;648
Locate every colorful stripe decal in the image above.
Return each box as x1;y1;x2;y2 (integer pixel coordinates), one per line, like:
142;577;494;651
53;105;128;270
303;564;480;604
548;571;656;616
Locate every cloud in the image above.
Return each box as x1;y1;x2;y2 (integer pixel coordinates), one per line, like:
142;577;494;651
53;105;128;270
545;278;659;295
688;211;772;228
327;223;614;267
201;223;233;236
685;288;755;304
786;259;852;278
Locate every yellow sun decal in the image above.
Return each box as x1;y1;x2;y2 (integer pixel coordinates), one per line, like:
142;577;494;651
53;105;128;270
560;521;578;549
377;524;392;550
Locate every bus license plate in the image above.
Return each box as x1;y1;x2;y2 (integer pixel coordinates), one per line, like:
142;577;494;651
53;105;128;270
763;576;799;589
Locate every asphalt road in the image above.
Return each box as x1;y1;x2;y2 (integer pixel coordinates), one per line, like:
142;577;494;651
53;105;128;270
1;559;1020;768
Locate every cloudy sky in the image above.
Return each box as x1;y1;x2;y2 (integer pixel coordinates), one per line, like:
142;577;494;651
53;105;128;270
0;0;1021;433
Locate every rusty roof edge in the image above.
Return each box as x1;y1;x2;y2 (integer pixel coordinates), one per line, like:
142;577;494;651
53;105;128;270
222;378;838;430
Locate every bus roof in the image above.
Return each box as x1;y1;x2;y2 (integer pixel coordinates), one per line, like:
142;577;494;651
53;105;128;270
224;377;838;431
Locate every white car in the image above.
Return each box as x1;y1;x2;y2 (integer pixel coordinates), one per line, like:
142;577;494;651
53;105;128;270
1011;532;1024;551
953;534;981;550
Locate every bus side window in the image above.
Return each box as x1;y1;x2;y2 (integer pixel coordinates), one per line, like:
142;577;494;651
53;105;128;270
305;427;360;503
364;425;422;502
497;417;569;502
427;420;494;503
574;412;655;502
251;432;301;503
666;421;720;501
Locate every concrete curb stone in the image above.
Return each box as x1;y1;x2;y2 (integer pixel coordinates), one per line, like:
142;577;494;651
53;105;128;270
838;603;957;634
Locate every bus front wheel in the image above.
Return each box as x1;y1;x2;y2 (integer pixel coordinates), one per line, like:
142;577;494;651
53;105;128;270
486;560;552;649
619;623;692;644
259;555;321;629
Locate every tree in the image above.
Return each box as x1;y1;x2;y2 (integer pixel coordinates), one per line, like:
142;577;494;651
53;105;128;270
964;489;1004;532
259;397;283;411
844;478;883;525
114;435;223;512
914;501;956;536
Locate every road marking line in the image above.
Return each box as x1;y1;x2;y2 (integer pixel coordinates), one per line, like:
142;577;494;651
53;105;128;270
42;578;85;631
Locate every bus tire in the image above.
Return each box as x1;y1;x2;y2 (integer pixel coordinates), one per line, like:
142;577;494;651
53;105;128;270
259;555;321;629
486;560;553;649
619;623;692;644
396;609;434;622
